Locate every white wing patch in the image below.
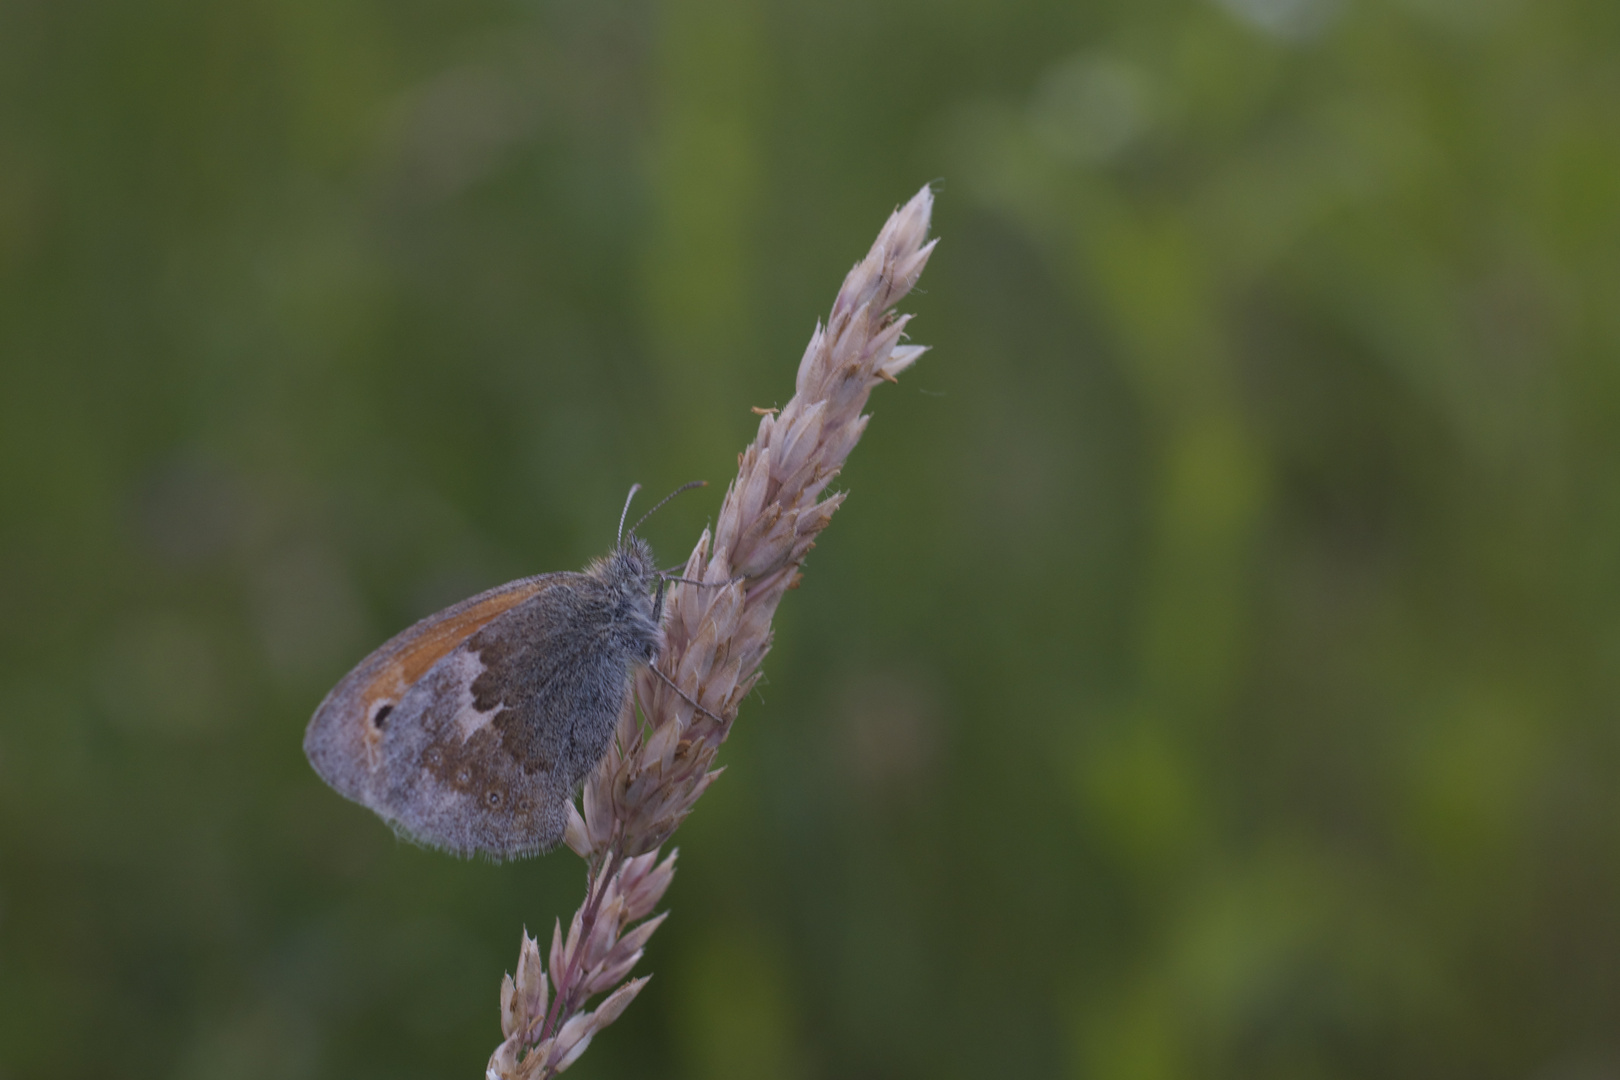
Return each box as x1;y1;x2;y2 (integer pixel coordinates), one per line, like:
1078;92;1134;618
440;648;501;744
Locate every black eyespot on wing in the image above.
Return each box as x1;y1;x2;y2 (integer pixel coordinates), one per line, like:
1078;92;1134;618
373;704;393;728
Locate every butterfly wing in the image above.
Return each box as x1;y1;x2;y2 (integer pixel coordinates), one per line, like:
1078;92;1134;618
378;572;647;859
304;573;570;819
306;570;643;860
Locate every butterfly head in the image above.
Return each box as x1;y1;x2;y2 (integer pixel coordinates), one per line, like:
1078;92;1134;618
586;535;661;664
607;480;710;653
602;534;658;593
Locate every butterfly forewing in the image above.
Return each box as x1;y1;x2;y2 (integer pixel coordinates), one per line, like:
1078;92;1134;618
375;572;639;858
303;573;565;810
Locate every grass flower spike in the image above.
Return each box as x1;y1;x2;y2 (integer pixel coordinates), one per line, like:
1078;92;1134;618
487;185;937;1078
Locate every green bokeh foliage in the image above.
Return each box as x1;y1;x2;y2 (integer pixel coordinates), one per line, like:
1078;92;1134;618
1;0;1618;1076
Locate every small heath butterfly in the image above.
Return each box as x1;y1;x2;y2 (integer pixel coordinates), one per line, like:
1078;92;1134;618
304;483;708;860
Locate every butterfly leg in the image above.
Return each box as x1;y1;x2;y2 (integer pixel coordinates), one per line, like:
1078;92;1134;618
649;664;728;726
658;572;750;588
652;571;748;622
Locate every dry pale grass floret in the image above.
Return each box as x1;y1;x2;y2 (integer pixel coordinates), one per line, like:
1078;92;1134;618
487;185;937;1079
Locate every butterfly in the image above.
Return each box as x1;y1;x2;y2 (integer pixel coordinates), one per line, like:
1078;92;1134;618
303;483;704;860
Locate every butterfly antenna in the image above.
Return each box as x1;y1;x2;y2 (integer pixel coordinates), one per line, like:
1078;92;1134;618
617;483;643;547
628;480;708;539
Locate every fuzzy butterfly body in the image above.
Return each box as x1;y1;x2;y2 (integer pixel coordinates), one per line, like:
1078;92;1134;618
304;537;663;860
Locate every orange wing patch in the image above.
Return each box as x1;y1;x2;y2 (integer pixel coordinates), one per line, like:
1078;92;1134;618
359;582;550;719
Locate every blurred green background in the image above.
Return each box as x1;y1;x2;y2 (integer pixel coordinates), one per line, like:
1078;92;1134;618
3;0;1619;1076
